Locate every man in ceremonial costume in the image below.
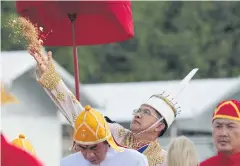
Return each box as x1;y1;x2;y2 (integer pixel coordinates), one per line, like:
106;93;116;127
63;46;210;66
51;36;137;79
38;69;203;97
61;105;148;166
30;50;198;166
200;99;240;166
1;84;43;166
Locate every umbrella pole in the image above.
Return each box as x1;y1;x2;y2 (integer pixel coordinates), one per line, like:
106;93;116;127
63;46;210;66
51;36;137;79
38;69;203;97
68;14;80;101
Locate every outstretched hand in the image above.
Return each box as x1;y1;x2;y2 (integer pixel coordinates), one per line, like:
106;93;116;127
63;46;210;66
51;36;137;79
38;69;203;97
29;50;53;74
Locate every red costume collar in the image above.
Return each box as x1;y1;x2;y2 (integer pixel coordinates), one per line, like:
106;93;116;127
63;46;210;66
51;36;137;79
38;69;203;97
217;151;240;165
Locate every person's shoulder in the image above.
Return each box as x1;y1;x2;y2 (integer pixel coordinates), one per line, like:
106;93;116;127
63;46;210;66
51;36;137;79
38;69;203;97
61;152;85;166
160;148;167;157
123;148;146;158
110;148;148;165
159;148;168;165
200;156;218;166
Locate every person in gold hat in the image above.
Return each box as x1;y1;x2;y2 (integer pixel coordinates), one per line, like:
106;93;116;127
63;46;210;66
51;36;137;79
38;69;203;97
200;99;240;166
30;50;198;166
11;134;36;156
1;83;43;166
61;105;148;166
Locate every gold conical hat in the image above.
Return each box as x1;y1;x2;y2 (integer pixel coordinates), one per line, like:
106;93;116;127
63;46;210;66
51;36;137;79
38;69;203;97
74;105;123;152
11;134;36;156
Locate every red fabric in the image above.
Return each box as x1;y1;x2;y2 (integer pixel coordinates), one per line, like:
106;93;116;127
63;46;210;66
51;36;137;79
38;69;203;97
1;134;43;166
16;1;134;46
200;152;240;166
213;100;240;120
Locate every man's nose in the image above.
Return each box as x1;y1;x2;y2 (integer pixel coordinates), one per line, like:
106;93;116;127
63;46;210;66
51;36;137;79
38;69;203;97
220;127;229;136
86;151;95;159
135;113;142;119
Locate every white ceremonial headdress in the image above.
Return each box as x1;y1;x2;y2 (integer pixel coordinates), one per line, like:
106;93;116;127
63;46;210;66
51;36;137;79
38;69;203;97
142;68;199;128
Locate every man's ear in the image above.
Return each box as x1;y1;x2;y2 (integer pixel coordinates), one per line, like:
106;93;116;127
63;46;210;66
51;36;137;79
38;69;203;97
73;141;78;152
154;123;165;132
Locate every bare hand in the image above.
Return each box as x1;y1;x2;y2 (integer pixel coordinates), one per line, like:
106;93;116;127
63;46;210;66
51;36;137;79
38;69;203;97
29;50;53;74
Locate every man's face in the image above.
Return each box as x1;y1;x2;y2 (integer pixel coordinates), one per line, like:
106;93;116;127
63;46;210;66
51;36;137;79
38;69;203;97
75;142;108;165
131;104;162;133
213;118;240;155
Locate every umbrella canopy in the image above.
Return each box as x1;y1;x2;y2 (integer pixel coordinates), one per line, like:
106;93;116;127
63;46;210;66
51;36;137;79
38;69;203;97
16;1;134;46
15;0;134;101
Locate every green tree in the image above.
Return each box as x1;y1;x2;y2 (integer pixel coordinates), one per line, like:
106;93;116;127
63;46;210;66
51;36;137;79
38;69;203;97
1;1;240;83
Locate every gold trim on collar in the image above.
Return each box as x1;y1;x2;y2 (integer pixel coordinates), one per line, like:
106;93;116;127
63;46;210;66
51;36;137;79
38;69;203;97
121;132;164;166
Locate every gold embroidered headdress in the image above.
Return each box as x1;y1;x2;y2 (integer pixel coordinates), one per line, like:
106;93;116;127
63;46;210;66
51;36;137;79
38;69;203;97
74;105;123;152
142;68;199;128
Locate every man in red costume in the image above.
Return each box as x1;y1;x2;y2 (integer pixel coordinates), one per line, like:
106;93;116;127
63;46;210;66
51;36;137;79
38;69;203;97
1;84;43;166
200;99;240;166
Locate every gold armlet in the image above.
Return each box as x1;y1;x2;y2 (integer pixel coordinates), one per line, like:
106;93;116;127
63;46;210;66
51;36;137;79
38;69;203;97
39;63;61;90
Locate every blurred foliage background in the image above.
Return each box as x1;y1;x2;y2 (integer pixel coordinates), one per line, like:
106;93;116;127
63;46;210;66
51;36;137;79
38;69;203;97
1;1;240;83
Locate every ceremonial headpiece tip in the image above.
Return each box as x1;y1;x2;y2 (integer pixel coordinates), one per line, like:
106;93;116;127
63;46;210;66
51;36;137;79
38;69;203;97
18;134;25;139
85;105;92;111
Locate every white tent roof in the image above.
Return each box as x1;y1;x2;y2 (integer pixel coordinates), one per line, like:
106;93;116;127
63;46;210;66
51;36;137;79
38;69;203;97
1;50;99;111
1;50;73;84
2;51;239;123
1;51;36;84
83;77;240;122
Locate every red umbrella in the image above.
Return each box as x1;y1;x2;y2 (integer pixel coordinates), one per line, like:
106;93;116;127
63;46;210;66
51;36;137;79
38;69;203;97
16;1;134;100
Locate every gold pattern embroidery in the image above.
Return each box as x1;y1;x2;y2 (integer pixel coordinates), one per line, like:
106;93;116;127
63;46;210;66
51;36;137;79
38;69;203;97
56;91;65;102
70;93;78;104
118;128;127;138
152;94;177;116
121;132;151;150
51;93;59;104
143;140;164;166
39;63;61;90
70;92;79;122
121;133;164;166
72;113;77;123
81;129;87;138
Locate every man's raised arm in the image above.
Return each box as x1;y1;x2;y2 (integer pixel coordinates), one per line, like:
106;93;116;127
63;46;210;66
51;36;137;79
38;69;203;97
36;62;129;143
31;51;84;127
36;62;84;126
31;51;129;143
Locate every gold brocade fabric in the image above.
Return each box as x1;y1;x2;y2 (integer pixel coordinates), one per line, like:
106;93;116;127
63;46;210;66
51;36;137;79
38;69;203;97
120;131;164;166
39;63;61;90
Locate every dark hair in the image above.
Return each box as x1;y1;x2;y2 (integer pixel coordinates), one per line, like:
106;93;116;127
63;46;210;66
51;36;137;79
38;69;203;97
158;118;168;137
103;141;109;145
104;116;116;123
155;111;168;137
